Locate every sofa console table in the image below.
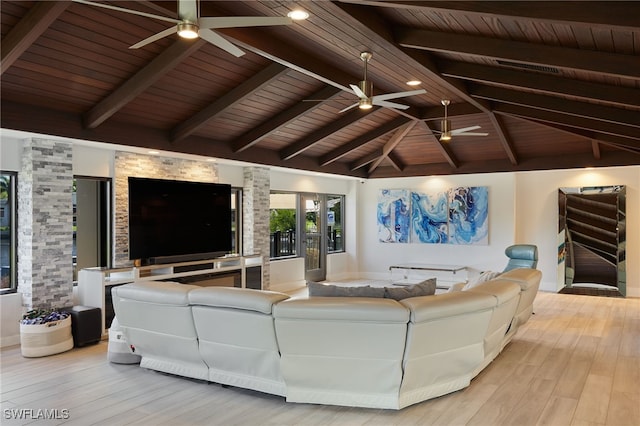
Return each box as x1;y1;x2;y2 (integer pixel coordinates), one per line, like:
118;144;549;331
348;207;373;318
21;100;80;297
389;263;468;289
78;255;263;337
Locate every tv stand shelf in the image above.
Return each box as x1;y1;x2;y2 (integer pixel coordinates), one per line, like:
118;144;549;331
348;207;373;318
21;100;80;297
78;255;263;337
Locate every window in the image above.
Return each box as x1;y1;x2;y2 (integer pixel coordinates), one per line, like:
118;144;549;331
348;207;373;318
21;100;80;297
269;193;298;259
327;194;344;253
1;172;17;293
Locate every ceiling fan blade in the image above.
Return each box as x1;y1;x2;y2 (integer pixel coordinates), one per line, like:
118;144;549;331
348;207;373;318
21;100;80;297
178;0;198;22
350;84;367;99
339;103;359;113
129;26;177;49
198;28;245;57
373;89;426;102
373;100;410;110
452;132;489;137
198;16;292;29
72;0;181;24
450;125;481;135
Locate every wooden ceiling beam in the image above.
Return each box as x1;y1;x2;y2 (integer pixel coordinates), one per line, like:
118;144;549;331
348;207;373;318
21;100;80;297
471;85;640;128
396;27;640;80
171;63;289;143
350;151;380;171
320;116;411;166
1;1;71;75
494;104;640;146
368;121;416;172
232;85;342;153
386;151;405;172
487;112;518;165
339;1;640;30
521;118;640;155
421;121;459;169
279;107;380;161
219;29;358;94
439;61;640;110
84;39;205;129
592;141;602;160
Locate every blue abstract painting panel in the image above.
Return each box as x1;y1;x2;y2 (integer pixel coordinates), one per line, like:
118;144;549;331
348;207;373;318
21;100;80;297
410;191;449;243
377;189;410;243
448;186;489;245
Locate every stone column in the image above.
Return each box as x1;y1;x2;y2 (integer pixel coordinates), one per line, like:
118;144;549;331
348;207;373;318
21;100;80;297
243;167;270;289
18;139;74;310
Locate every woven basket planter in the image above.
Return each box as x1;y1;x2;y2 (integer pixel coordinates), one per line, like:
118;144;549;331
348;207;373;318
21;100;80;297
20;317;73;357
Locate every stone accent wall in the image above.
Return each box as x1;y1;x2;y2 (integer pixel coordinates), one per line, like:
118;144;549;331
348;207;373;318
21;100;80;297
113;152;218;267
243;167;270;289
17;139;73;310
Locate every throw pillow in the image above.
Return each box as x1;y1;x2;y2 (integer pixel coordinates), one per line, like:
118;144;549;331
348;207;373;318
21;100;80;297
384;278;437;301
462;271;501;291
307;281;385;298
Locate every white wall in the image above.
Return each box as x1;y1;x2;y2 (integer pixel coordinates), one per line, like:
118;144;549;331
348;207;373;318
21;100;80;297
515;167;639;296
357;173;516;281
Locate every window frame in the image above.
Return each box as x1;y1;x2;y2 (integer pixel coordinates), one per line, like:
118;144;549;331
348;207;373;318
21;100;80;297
0;171;18;294
326;194;345;254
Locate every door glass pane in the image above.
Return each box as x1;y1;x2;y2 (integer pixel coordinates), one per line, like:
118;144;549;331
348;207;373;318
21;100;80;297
305;198;321;271
270;193;297;258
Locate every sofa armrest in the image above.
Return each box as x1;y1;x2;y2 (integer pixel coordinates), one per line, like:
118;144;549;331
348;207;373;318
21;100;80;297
188;287;289;314
113;281;199;305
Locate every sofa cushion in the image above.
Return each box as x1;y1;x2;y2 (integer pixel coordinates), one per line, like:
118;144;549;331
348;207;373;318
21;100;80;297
384;278;437;301
307;281;385;298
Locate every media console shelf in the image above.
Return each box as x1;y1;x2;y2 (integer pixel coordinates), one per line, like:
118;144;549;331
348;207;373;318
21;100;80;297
78;255;263;337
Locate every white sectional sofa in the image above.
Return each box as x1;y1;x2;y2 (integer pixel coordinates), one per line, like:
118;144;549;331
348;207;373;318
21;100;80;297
111;268;542;410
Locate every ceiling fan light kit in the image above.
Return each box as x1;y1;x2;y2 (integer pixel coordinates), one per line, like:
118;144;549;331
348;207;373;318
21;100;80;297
338;51;426;113
436;99;488;141
177;22;199;39
440;119;452;141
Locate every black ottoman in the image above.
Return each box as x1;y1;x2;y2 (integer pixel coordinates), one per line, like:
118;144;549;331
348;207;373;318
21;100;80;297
69;306;101;347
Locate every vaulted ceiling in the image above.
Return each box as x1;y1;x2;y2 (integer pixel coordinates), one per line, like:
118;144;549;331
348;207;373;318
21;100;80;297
2;1;639;178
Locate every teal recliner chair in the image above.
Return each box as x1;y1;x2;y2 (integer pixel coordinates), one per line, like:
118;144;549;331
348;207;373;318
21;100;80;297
503;244;538;272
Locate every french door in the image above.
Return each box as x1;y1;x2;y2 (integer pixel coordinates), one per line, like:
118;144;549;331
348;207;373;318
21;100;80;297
301;194;326;282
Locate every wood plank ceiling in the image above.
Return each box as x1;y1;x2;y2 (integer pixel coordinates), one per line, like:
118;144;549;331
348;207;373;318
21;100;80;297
2;1;639;178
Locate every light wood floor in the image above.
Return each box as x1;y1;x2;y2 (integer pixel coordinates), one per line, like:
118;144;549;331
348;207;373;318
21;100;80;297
1;291;639;426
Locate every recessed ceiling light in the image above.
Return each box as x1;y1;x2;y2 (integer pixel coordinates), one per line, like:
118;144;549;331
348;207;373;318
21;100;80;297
406;80;421;86
287;9;309;20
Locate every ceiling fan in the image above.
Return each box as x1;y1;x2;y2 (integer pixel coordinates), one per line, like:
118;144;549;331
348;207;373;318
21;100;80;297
72;0;294;57
338;52;426;113
436;100;488;142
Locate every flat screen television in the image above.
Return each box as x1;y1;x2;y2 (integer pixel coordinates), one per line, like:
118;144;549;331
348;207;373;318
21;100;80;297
128;177;232;264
